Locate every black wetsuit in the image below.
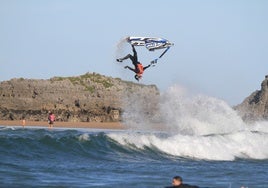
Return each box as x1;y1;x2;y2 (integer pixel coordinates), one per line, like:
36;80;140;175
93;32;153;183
165;184;199;188
120;45;151;74
120;45;139;66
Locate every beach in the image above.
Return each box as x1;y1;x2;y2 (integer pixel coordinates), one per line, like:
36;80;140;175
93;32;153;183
0;120;124;130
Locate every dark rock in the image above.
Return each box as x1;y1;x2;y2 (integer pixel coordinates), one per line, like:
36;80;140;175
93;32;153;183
234;75;268;122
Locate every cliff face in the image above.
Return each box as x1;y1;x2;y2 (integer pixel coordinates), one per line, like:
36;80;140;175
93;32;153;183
235;75;268;121
0;73;159;122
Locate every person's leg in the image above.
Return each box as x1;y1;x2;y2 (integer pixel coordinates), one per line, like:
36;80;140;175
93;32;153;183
124;66;136;73
131;46;138;65
117;54;135;62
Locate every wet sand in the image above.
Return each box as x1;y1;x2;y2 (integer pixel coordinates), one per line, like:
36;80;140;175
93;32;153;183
0;120;125;130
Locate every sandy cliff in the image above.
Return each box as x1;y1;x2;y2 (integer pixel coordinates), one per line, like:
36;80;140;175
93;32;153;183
0;73;159;122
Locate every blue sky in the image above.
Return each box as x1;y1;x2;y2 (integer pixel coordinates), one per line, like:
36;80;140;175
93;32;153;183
0;0;267;105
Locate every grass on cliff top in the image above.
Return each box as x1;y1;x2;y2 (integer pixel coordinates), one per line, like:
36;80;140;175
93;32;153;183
51;73;114;91
50;72;158;91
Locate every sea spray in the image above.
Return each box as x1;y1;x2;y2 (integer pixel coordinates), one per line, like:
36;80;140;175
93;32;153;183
113;84;268;160
114;36;134;78
159;84;245;135
248;121;268;133
122;84;245;135
121;87;160;131
115;36;129;60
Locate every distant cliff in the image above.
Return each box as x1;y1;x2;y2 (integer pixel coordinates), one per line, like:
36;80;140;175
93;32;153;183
235;75;268;122
0;73;160;122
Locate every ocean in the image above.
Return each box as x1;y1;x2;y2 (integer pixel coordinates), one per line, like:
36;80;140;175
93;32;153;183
1;85;268;188
0;126;267;188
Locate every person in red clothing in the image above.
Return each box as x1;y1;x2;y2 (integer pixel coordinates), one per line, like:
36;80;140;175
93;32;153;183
117;44;151;81
48;111;55;128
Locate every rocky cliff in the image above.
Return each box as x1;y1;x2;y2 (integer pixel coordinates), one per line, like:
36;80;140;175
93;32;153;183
0;73;160;122
235;75;268;121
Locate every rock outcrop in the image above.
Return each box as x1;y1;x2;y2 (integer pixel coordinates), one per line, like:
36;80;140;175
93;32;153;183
0;73;159;122
235;75;268;122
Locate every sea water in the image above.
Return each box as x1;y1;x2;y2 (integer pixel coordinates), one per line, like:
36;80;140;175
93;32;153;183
1;85;268;188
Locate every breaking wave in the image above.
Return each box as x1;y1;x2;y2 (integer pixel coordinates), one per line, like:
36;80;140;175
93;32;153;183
118;84;268;161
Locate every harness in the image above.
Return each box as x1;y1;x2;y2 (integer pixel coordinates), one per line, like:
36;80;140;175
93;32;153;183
136;63;144;76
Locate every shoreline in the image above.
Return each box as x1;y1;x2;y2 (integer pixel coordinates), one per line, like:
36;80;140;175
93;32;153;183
0;120;125;130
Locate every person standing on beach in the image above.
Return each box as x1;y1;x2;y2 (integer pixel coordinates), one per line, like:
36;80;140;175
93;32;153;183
165;176;199;188
21;119;26;128
48;111;55;128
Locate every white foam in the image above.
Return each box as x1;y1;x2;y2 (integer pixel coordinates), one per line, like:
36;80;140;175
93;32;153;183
115;84;268;161
78;133;90;141
108;129;268;161
247;121;268;133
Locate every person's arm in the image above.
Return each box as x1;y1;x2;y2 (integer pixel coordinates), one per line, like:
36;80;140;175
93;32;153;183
143;64;151;71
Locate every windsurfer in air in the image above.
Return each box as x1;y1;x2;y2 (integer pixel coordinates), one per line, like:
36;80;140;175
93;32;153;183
117;44;151;81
